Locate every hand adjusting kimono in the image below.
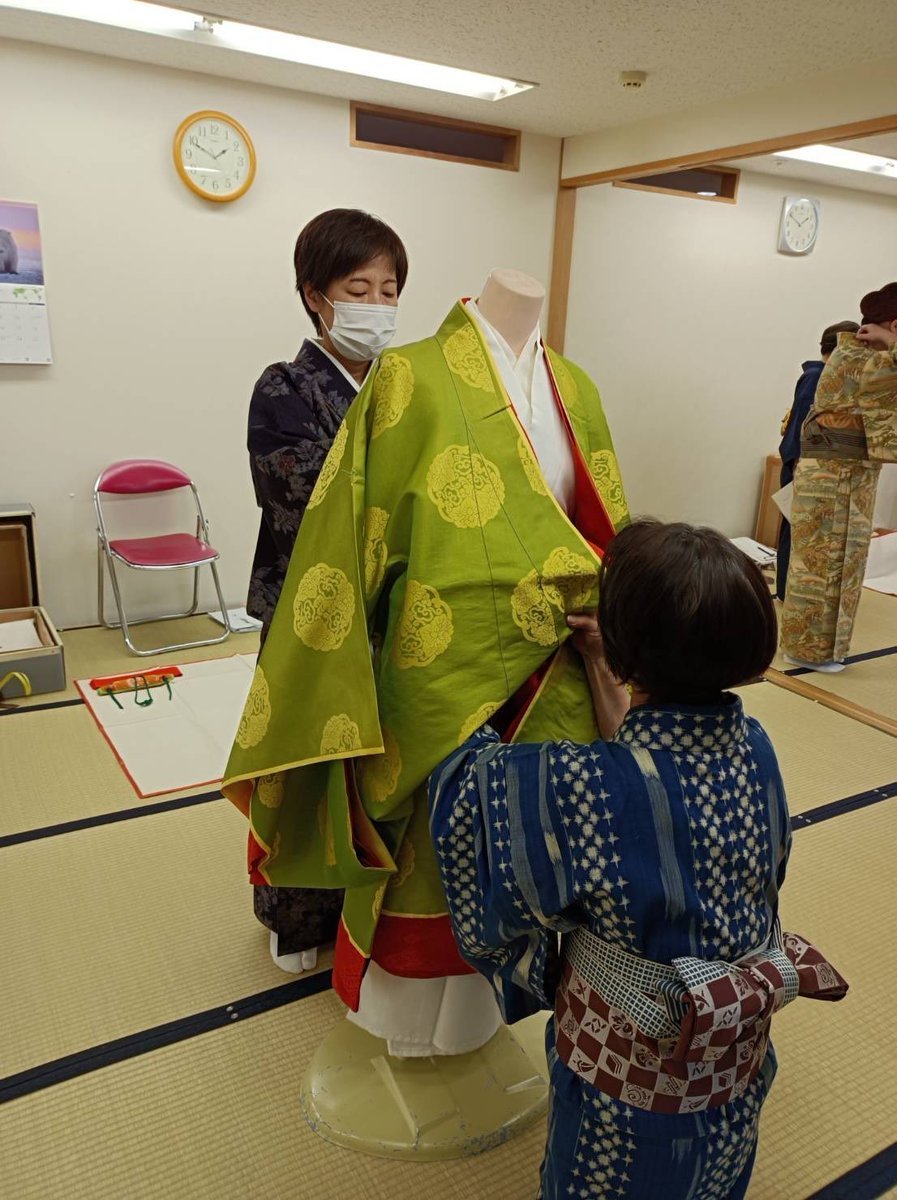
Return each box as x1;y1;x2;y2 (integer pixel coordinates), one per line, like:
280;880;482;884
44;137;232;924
246;338;359;955
782;333;897;664
429;704;847;1200
223;300;630;1050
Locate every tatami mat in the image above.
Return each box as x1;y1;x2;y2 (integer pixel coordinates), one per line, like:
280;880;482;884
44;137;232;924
11;617;259;707
3;616;896;1200
0;802;312;1076
786;655;897;723
0;705;208;837
0;998;549;1200
736;682;897;813
748;799;897;1198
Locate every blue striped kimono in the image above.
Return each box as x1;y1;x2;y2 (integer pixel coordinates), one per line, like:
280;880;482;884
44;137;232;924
429;696;791;1200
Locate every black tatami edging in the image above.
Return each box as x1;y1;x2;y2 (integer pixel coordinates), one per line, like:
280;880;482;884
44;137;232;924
0;972;332;1105
0;789;222;849
789;780;897;830
784;643;897;676
0;696;84;716
806;1142;897;1199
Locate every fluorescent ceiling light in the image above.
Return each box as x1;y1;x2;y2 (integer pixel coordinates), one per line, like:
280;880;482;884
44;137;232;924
0;0;536;100
778;143;897;178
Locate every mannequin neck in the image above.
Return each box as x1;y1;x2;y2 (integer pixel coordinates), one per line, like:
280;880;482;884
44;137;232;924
476;268;545;359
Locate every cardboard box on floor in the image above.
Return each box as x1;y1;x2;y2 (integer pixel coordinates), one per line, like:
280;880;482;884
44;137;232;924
0;504;65;698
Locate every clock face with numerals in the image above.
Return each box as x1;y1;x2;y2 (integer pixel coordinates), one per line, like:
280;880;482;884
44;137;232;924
173;111;256;203
779;196;820;255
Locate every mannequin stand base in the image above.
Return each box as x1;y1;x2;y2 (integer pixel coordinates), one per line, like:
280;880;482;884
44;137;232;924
300;1014;549;1161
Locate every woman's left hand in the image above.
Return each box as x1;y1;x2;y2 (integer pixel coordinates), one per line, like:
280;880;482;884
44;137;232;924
857;323;897;350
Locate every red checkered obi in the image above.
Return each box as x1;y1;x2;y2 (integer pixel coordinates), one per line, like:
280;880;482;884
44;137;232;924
555;924;848;1114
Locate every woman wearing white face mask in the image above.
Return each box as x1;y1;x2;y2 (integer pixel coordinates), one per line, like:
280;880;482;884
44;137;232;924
246;208;407;973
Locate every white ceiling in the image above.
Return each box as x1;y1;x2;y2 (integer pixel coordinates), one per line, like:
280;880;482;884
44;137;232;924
1;0;896;137
728;132;897;199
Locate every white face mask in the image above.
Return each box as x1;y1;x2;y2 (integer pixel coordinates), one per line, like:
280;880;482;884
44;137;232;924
321;296;398;362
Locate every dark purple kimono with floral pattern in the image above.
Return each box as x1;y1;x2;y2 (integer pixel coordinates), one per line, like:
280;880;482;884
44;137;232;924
246;338;357;953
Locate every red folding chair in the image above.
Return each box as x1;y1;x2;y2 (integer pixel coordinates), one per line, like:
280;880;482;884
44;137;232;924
95;459;231;656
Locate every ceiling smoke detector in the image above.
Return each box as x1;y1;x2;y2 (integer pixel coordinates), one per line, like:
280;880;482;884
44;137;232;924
619;70;647;89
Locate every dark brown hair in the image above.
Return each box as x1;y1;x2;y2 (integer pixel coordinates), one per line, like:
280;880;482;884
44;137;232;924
598;520;778;704
294;208;409;332
820;320;859;357
860;282;897;326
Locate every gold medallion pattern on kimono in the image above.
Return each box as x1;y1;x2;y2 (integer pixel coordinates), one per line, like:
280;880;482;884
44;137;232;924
589;450;628;528
518;436;549;496
320;714;363;756
306;421;347;510
236;665;271;749
392;580;454;668
426;445;506;528
443;325;495;393
363;506;390;597
256;772;284;809
293;563;356;650
372;354;414;437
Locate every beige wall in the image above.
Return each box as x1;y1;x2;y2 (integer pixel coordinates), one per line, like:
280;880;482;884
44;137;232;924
565;171;897;535
0;39;562;628
562;56;897;182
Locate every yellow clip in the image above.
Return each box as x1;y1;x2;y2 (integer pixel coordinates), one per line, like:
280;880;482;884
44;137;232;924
0;671;33;697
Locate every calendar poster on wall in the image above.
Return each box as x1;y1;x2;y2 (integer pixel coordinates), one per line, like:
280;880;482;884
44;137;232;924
0;200;53;365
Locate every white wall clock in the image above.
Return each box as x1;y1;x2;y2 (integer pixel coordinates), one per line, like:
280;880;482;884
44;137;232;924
173;110;257;203
777;196;820;256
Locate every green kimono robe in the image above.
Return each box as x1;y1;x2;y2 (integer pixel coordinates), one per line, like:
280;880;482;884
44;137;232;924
223;302;630;1007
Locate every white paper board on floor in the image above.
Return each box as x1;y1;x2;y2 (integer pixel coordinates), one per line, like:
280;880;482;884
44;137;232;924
864;532;897;595
208;607;262;633
75;654;257;797
771;483;793;522
730;537;777;567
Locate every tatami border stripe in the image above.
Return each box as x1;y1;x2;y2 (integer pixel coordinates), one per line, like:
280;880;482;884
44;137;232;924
806;1141;897;1199
0;790;222;849
0;697;84;716
790;780;897;830
0;971;332;1105
784;643;897;676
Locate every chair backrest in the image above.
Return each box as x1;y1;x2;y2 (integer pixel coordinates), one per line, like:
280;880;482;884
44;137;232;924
96;459;192;496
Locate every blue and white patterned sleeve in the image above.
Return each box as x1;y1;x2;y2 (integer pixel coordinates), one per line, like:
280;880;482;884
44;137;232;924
428;727;602;1023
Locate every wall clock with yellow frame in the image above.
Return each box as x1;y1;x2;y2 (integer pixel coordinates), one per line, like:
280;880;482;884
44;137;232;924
173;110;257;202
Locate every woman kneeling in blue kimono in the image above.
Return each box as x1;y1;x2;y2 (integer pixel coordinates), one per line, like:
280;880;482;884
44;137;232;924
429;520;847;1200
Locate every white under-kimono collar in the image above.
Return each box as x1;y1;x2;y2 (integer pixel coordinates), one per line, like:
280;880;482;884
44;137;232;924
466;299;575;513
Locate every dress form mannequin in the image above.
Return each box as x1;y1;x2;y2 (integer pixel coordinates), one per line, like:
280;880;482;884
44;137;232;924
475;268;545;356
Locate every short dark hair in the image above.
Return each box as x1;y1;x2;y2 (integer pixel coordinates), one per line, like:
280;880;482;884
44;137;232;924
293;209;408;332
598;520;778;704
860;281;897;326
820;320;859;357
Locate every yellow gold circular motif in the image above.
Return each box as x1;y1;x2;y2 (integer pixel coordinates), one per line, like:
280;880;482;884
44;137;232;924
426;445;505;529
236;665;271;749
541;547;598;613
319;713;363;756
293;563;356;651
372;354;413;438
359;728;403;806
363;506;390;598
393;580;454;668
392;838;416;889
443;325;495;393
517;437;548;496
511;570;557;647
589;450;628;528
256;773;284;809
306;421;348;510
266;831;282;865
458;701;502;745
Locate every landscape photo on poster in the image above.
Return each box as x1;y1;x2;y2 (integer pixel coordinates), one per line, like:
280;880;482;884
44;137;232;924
0;200;45;285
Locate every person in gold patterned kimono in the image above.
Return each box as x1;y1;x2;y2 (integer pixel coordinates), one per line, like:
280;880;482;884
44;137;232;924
782;283;897;670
